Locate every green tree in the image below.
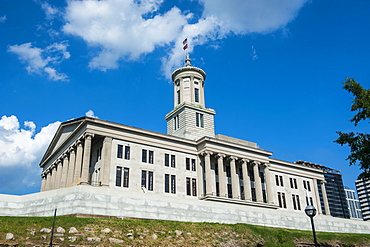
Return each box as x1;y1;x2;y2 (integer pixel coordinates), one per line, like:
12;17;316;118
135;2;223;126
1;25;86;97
335;77;370;179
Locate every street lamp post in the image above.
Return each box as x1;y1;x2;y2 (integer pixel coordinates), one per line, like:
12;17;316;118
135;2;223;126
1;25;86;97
304;205;318;247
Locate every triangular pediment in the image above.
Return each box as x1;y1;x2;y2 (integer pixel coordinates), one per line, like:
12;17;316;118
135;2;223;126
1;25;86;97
39;117;86;167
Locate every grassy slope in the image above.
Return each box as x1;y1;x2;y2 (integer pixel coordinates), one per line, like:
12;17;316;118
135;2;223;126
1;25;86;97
0;216;369;246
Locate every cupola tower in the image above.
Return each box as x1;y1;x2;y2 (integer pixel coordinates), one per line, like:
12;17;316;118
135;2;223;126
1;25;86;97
165;55;216;140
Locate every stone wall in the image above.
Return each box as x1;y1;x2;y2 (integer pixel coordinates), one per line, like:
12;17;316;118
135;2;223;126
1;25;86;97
1;185;369;234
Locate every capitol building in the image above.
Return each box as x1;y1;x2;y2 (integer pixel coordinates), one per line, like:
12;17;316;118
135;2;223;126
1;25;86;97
1;56;369;233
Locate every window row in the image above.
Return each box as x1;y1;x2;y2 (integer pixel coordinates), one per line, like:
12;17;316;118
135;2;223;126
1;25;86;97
115;167;197;196
277;192;310;211
275;175;312;192
117;145;196;171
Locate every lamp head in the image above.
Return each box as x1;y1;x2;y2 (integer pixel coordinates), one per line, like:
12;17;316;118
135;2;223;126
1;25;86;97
305;205;317;217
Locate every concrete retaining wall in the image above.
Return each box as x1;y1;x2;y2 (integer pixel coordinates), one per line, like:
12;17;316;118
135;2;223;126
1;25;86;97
0;185;369;234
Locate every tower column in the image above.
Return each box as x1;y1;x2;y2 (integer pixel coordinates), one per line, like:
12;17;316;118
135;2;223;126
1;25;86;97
66;147;76;186
320;180;331;215
81;133;94;185
197;155;204;197
56;159;63;189
100;136;113;186
263;163;274;204
229;156;240;199
60;154;69;188
74;140;83;185
241;159;251;201
203;151;215;196
216;153;227;197
312;178;323;214
253;161;263;202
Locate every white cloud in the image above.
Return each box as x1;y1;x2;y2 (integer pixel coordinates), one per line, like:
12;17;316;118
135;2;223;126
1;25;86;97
8;42;70;81
40;2;59;20
0;116;60;193
62;0;190;71
61;0;308;77
200;0;308;34
0;15;7;23
85;110;98;118
0;115;60;168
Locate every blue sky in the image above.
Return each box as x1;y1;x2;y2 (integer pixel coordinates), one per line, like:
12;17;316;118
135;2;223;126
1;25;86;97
1;0;369;195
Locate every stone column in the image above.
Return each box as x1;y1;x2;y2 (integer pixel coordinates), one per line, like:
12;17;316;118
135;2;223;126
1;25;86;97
74;140;83;185
197;155;204;197
80;133;93;185
253;161;263;202
66;147;76;186
41;174;46;191
320;180;331;215
229;156;240;199
216;154;227;197
312;178;323;214
46;170;53;191
55;159;63;189
50;164;57;190
241;159;251;201
203;151;214;196
100;137;113;186
60;154;69;188
263;163;274;204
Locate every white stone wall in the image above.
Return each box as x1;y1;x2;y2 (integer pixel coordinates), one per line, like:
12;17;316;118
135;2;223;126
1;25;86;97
110;139;198;197
1;185;369;234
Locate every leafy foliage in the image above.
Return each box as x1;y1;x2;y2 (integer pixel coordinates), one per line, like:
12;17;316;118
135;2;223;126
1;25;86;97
335;77;370;179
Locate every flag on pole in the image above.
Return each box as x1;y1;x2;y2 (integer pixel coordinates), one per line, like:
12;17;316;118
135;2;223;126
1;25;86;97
183;38;188;50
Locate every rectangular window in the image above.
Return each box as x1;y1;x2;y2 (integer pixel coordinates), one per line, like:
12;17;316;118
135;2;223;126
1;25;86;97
277;192;282;208
148;171;153;191
296;195;301;210
290;178;293;188
174;115;179;130
307;181;311;191
117;145;123;159
191;159;196;171
195;88;199;103
292;194;297;210
141;170;154;191
282;192;287;208
142;149;147;163
171;155;176;168
165;174;176;194
149;150;154;164
171;175;176;194
275;175;279;186
186;177;191;195
186;158;190;170
123;168;129;188
141;170;147;188
164;154;169;166
280;176;284;187
192;178;197;196
196;113;204;128
165;174;170;193
292;194;301;210
115;167;122;186
177;90;180;105
294;179;298;189
290;178;297;189
124;146;130;160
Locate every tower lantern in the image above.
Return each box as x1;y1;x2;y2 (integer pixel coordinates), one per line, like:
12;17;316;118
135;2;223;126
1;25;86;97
165;54;215;140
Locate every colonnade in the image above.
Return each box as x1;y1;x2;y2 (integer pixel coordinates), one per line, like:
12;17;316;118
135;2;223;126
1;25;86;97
198;151;274;204
41;133;112;191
